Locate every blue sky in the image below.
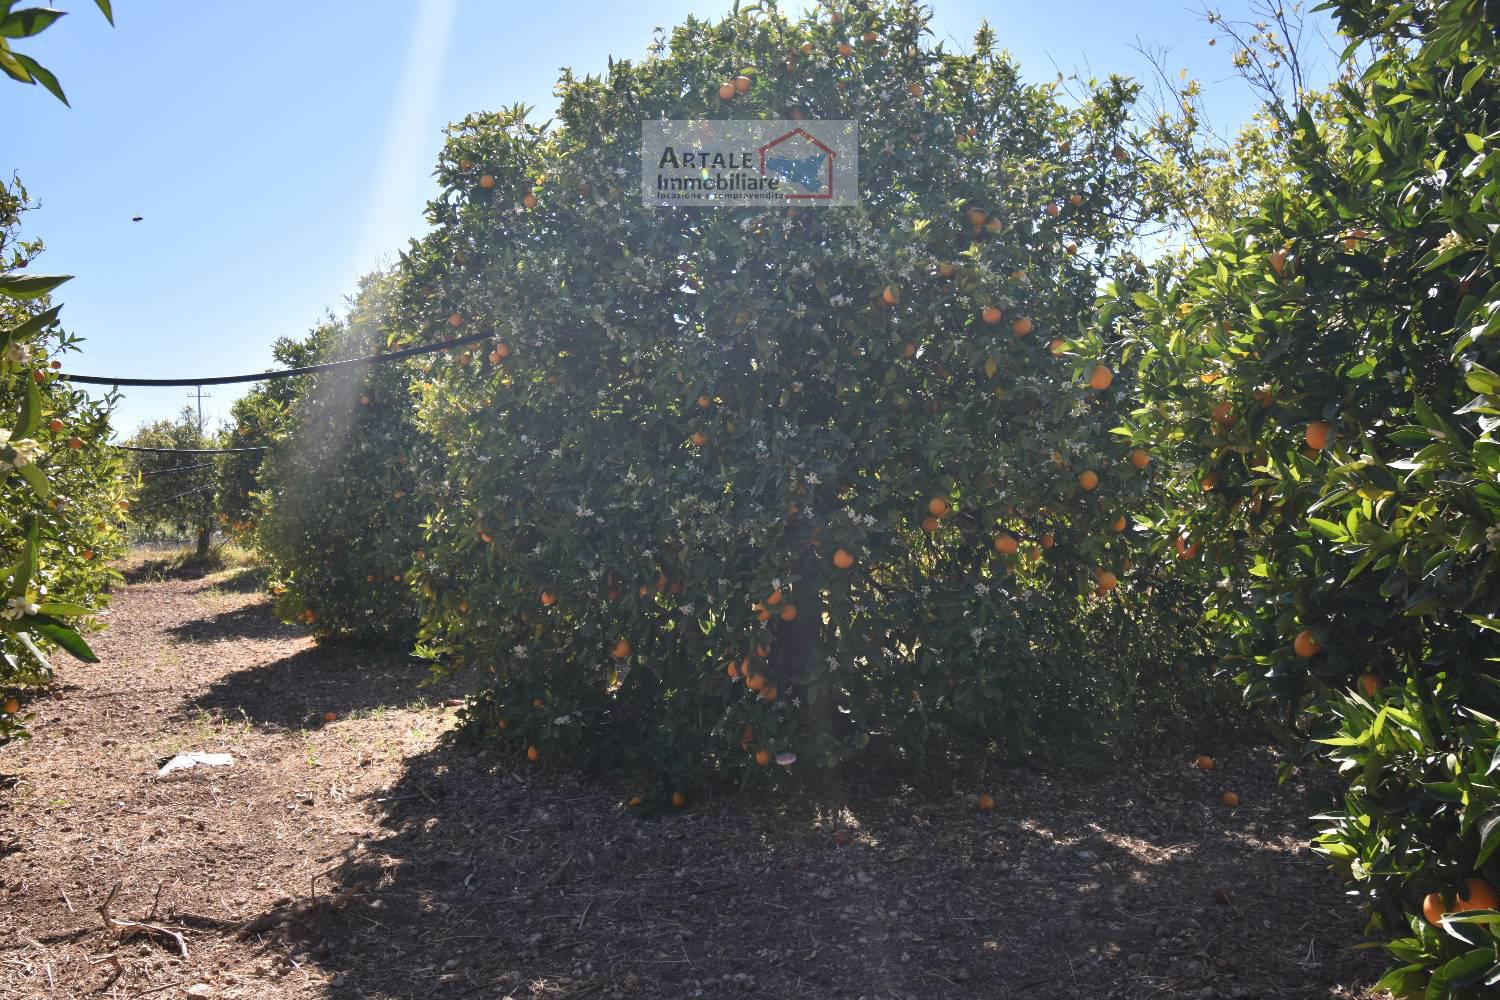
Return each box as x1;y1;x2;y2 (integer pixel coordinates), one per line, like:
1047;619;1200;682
10;1;1334;434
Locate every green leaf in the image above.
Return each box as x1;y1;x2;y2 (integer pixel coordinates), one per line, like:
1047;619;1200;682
0;41;32;82
0;7;64;39
16;372;40;436
13;52;63;104
12;630;50;671
27;615;98;663
6;518;38;598
1479;812;1500;867
0;271;70;299
1466;366;1500;395
35;601;90;617
2;303;61;344
15;461;48;498
1464;134;1486;154
92;0;111;25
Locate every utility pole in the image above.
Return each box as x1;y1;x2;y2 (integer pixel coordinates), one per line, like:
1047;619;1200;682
187;385;212;439
186;384;213;557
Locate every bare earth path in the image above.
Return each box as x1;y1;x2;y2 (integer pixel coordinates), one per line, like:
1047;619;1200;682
0;565;1382;999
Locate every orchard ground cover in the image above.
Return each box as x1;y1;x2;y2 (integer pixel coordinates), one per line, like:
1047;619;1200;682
0;551;1380;999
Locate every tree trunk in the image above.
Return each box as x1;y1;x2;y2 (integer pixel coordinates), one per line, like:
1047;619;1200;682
195;522;212;557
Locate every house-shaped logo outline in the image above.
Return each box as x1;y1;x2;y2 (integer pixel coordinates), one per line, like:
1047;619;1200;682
757;127;836;201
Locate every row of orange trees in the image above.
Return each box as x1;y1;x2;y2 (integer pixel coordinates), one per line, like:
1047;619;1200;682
221;1;1494;991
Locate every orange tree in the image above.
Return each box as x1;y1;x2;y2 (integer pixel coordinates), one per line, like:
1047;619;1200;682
1114;0;1500;993
0;177;129;740
400;1;1192;790
254;272;432;643
215;319;340;539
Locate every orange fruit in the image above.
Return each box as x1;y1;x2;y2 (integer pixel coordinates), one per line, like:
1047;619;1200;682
1049;338;1066;356
1293;630;1322;658
966;206;987;226
1211;401;1236;425
1111;515;1127;534
1220;791;1239;807
1088;365;1113;390
612;638;632;659
1252;386;1273;407
1194;755;1215;770
747;673;766;692
993;533;1019;555
478;174;495;189
1422;892;1445;925
977;794;995;811
718;82;736;100
1095;570;1118;592
494;343;511;359
1069;193;1083;206
1129;448;1150;470
526;745;540;761
323;711;336;723
832;548;855;569
800;41;814;56
1077;470;1099;491
861;29;877;43
691;431;708;447
928;497;951;518
909;82;924;96
1269;247;1288;277
921;516;940;533
1039;532;1055;549
540;591;557;606
67;436;83;450
1044;203;1060;217
522;193;537;209
47;419;64;433
1424;879;1500;925
697;394;711;408
837;41;853;57
1305;421;1331;451
780;605;798;622
448;312;464;328
733;74;752;93
981;305;1003;325
766;589;782;606
3;698;17;715
1201;472;1219;492
881;285;898;305
1175;534;1199;559
755;749;771;766
1011;316;1033;336
726;661;740;679
672;791;686;808
1359;673;1380;697
760;684;778;703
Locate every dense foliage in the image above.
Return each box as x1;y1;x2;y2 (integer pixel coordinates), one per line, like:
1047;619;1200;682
255;274;431;642
0;179;128;740
389;0;1230;792
1118;0;1500;993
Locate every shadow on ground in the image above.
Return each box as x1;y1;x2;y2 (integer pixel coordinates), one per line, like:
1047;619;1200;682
257;735;1383;1000
185;643;449;731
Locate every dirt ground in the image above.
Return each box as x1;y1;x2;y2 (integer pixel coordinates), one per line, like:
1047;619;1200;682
0;558;1384;999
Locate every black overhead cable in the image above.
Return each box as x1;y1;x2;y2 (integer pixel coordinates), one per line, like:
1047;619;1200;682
138;462;214;477
128;484;215;512
113;445;267;454
60;330;492;387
